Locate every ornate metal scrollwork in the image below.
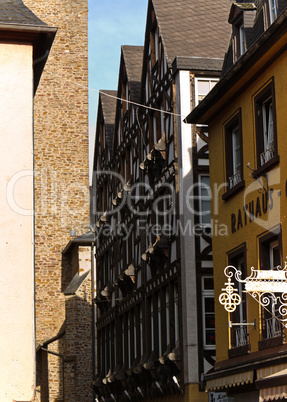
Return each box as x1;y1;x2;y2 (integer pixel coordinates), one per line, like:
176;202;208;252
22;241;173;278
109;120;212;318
219;263;287;328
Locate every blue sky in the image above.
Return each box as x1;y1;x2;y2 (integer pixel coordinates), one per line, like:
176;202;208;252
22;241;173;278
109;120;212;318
88;0;148;174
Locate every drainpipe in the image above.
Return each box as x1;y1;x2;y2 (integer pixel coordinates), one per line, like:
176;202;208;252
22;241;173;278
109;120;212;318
40;346;65;402
91;241;96;401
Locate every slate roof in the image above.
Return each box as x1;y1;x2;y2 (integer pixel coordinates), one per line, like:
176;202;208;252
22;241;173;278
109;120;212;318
222;0;287;75
122;45;143;83
151;0;233;66
185;6;287;124
100;90;117;125
122;45;143;103
0;0;46;26
99;90;117;152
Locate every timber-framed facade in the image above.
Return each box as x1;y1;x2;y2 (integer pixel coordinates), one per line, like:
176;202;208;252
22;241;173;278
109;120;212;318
92;0;232;400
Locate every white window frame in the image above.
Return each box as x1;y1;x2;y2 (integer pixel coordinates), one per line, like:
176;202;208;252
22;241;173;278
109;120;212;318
194;77;219;106
198;174;211;225
268;0;278;23
202;277;215;350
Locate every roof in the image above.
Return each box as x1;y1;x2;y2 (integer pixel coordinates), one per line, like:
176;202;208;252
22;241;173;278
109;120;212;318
222;0;287;75
121;45;143;103
62;231;96;255
151;0;233;67
185;7;287;125
0;0;46;26
122;45;143;83
172;56;224;73
0;0;57;93
100;90;117;125
100;90;117;151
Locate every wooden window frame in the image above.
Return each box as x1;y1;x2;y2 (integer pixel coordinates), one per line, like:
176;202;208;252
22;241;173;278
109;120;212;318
258;226;284;348
223;110;245;200
227;244;250;357
232;13;245;61
254;79;279;176
264;0;278;26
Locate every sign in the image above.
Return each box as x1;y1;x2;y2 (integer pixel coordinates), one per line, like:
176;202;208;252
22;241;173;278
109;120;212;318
219;264;287;328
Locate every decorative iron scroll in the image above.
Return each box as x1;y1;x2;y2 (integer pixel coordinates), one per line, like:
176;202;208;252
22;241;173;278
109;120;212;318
219;263;287;328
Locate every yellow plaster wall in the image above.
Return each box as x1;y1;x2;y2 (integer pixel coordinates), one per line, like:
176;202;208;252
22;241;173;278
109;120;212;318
208;50;287;361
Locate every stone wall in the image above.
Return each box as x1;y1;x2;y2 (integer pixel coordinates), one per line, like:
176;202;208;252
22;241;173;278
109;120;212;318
22;0;90;400
23;0;89;348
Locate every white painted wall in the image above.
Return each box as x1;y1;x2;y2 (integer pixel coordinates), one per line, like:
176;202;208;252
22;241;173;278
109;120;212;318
175;70;199;384
0;43;34;401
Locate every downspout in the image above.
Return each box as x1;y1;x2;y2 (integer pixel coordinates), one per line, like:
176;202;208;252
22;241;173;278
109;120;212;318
40;346;65;402
33;50;49;66
91;241;96;400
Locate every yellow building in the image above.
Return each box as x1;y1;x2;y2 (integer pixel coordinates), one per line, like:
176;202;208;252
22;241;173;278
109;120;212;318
186;1;287;401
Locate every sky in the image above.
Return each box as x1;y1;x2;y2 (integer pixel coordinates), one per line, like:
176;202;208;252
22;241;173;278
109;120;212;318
88;0;148;177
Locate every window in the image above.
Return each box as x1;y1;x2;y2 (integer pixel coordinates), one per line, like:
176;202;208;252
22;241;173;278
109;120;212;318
266;0;278;25
254;80;278;172
228;245;249;352
195;78;218;106
235;20;245;60
202;277;215;349
259;228;283;341
232;14;245;61
223;111;244;199
199;175;211;225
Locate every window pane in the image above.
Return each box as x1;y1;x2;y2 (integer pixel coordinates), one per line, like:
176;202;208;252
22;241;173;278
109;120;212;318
206;330;216;345
205;297;214;313
204;277;214;290
197;80;210;94
205;316;215;328
200;175;211;224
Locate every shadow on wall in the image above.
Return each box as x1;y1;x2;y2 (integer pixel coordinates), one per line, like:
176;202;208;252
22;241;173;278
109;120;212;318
36;246;93;402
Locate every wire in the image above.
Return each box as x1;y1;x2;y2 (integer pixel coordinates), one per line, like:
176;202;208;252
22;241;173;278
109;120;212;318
44;69;187;120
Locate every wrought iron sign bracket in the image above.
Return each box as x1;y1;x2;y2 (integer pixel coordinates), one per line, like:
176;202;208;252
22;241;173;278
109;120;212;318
228;319;256;329
220;264;287;329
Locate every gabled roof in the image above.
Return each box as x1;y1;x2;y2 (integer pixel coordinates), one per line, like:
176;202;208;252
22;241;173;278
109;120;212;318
100;90;117;126
228;2;256;23
122;45;143;83
122;45;143;104
150;0;233;67
93;90;117;170
100;90;117;152
0;0;46;26
112;45;143;152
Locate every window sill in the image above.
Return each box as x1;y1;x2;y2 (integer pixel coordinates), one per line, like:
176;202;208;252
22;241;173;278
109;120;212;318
228;343;250;358
222;180;245;201
254;154;280;178
258;335;284;350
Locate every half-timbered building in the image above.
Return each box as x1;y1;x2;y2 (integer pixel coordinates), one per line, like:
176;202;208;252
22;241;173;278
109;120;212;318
92;1;232;400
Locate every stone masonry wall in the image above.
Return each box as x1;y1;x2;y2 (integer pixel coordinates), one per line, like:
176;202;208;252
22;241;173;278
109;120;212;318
23;0;89;345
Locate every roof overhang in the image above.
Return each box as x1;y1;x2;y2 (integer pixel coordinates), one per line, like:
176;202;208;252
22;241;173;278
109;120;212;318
62;231;96;255
0;23;57;94
185;8;287;125
172;56;224;74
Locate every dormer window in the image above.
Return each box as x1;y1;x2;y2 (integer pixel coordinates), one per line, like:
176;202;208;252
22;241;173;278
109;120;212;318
228;3;256;62
234;19;245;60
265;0;278;26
